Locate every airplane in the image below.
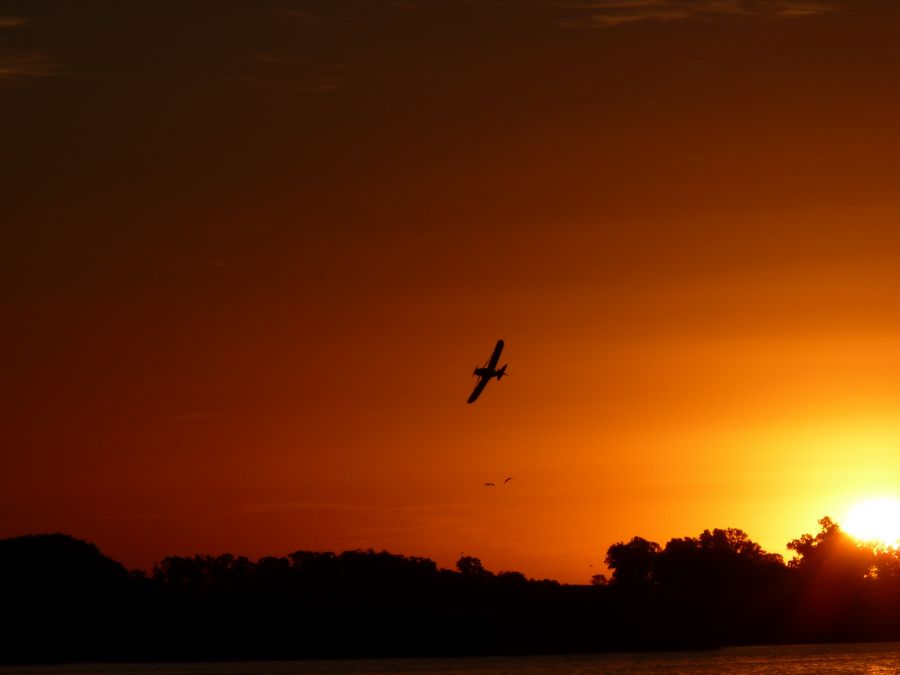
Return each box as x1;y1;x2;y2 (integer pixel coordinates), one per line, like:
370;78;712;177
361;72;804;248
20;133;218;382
467;339;507;404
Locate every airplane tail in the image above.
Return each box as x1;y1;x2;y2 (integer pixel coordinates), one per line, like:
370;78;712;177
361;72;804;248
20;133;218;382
496;364;507;380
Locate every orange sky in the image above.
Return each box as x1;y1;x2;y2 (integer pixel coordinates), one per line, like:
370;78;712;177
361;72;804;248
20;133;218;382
4;0;900;583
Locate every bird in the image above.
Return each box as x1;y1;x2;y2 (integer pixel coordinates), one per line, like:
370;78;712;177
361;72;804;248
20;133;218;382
503;476;513;483
484;482;495;487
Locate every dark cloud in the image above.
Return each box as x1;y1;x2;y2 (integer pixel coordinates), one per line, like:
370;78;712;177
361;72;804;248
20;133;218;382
553;0;837;28
0;15;28;27
0;15;59;83
0;48;57;83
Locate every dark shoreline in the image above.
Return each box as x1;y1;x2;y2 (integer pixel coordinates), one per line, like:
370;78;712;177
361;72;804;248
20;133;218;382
4;525;900;665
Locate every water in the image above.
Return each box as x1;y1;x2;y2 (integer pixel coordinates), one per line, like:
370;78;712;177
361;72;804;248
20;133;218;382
4;642;900;674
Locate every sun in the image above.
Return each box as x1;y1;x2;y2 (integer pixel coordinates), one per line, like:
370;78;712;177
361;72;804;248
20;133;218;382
843;498;900;548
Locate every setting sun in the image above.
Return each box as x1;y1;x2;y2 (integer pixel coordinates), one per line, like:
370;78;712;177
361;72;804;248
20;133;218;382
843;499;900;548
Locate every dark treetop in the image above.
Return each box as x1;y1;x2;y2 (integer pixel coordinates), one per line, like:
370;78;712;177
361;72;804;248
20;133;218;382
4;519;900;664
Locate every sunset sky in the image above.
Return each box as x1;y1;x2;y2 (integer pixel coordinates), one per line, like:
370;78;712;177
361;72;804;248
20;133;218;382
4;0;900;584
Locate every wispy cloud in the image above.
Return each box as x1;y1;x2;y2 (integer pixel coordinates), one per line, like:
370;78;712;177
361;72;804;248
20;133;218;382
0;16;28;28
0;16;60;83
774;1;834;16
236;499;478;516
234;72;344;94
285;9;366;23
170;410;221;423
380;0;420;9
0;49;58;83
548;0;837;28
238;52;347;93
253;52;295;66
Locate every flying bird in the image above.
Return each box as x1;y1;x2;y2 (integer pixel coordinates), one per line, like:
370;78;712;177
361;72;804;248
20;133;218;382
467;339;507;404
484;482;495;487
504;476;513;483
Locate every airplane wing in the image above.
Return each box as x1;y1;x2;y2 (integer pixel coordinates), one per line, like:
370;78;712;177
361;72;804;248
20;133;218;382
467;376;490;404
486;339;504;369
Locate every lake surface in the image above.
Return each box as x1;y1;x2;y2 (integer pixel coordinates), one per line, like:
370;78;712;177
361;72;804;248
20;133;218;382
5;642;900;674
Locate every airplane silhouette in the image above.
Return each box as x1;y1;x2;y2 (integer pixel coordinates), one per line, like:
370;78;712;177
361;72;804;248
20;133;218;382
467;339;507;404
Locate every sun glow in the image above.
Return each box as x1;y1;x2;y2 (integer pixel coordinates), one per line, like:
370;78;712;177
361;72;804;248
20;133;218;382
843;498;900;548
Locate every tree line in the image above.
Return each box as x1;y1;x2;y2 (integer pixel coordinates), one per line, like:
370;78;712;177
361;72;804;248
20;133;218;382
3;518;900;663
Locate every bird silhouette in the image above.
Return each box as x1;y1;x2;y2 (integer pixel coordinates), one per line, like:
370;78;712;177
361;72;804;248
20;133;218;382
484;482;495;487
504;476;513;483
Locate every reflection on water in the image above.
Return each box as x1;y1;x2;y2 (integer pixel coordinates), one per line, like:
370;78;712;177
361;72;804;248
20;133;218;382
5;642;900;674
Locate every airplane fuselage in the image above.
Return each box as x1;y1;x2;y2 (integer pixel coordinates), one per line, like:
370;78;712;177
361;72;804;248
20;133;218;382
474;364;507;379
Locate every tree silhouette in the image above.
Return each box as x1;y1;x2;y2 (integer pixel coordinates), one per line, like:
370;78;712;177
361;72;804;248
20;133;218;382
605;536;660;587
7;520;900;663
787;516;873;582
457;555;492;578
